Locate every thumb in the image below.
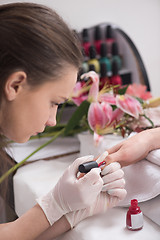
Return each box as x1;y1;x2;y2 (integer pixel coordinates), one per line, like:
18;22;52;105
79;168;103;192
80;167;101;184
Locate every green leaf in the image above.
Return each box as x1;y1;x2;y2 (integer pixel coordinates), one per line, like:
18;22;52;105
118;86;128;95
135;97;144;105
64;100;90;135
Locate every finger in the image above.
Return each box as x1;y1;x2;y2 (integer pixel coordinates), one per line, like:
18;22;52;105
96;151;108;164
107;143;122;155
102;169;124;184
102;178;125;192
80;168;103;193
101;162;121;175
77;172;85;179
108;188;127;200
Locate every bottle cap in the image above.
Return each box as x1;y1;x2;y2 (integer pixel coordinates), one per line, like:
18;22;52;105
78;161;98;173
131;199;138;207
100;62;107;77
82;28;89;43
112;42;119;55
89;64;96;71
106;25;113;39
94;25;102;41
129;199;141;212
89;45;97;59
100;42;108;57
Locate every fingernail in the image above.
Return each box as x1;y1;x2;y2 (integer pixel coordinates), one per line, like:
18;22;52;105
96;151;108;163
77;172;81;178
91;167;101;174
107;189;115;195
101;165;110;175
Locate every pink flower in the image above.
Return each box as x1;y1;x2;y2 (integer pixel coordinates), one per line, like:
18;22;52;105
126;83;152;100
111;108;124;123
99;93;116;105
71;81;88;106
116;94;143;119
72;95;88;106
130;106;160;130
88;102;113;133
72;71;100;106
81;71;99;102
93;132;104;146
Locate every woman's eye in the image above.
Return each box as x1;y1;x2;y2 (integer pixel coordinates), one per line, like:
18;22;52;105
51;102;59;107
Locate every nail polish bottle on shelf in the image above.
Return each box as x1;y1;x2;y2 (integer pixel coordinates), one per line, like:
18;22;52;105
88;45;100;73
110;60;122;86
88;64;96;72
111;42;122;70
81;48;89;74
100;63;110;89
126;199;143;231
99;42;111;73
81;61;89;74
82;28;91;57
94;25;103;55
105;25;115;55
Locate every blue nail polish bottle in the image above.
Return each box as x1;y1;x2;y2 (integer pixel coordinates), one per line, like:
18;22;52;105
111;42;122;70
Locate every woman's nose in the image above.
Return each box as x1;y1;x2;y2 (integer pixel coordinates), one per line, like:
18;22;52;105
46;109;57;127
46;117;57;127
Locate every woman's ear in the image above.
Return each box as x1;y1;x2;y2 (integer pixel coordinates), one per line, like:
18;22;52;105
4;71;27;101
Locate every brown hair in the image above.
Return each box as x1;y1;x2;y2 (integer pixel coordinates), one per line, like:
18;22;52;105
0;2;82;92
0;2;82;209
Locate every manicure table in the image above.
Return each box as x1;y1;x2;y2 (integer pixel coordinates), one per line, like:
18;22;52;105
10;136;160;240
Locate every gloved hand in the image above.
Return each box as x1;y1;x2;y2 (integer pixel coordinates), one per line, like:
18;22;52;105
36;155;103;225
65;161;127;228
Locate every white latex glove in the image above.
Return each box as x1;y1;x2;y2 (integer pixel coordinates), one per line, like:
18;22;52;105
65;161;127;228
36;155;103;225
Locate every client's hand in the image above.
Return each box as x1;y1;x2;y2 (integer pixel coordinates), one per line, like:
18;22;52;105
65;162;126;228
36;155;103;225
106;130;154;167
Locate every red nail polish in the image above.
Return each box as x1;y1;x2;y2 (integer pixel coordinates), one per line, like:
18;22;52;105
126;199;143;231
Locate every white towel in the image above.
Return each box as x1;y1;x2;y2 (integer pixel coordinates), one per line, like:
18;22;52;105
146;148;160;166
6;136;80;163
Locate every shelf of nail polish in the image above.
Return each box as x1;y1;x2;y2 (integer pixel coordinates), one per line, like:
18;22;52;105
77;23;150;90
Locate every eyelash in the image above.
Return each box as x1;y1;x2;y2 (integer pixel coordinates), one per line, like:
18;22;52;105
51;102;59;108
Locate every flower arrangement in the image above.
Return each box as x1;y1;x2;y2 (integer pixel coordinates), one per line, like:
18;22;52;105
1;71;160;183
70;71;159;143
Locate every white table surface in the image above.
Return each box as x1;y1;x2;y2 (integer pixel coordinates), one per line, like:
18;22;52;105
55;207;160;240
13;152;160;240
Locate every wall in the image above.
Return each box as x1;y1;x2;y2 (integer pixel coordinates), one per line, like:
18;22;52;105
1;0;160;96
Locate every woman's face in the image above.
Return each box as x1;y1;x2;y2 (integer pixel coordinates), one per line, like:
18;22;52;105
0;66;78;143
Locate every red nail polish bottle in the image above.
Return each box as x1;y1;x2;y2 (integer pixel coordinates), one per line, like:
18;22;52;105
82;28;91;57
126;199;143;231
105;25;115;56
94;25;103;55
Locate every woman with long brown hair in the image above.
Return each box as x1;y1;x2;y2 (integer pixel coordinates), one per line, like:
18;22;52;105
0;3;126;239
